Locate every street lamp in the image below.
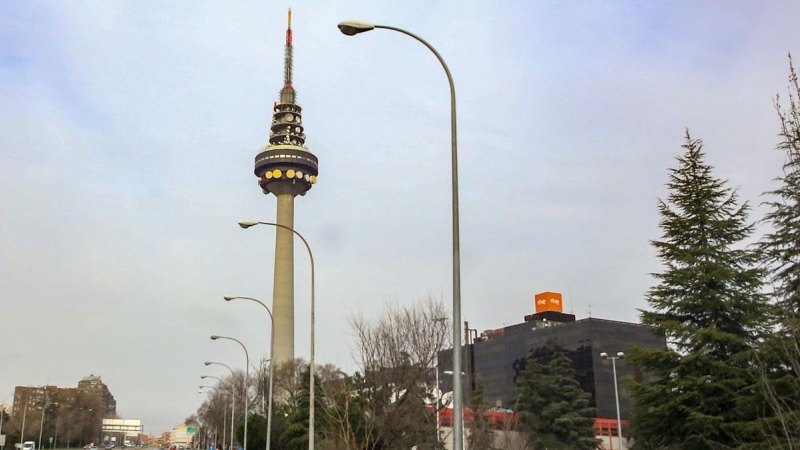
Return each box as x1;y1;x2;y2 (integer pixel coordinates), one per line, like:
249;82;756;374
53;403;65;449
336;20;463;450
211;336;250;450
238;220;316;450
205;362;236;450
197;386;219;448
600;351;626;450
198;375;228;450
199;391;221;450
223;295;275;450
38;401;57;450
200;379;227;447
75;408;93;449
20;399;34;446
39;401;58;450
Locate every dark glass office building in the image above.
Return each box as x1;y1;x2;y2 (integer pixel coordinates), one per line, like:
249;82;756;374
439;311;666;420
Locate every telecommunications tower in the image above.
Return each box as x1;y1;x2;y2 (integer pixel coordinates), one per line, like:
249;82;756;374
253;9;319;365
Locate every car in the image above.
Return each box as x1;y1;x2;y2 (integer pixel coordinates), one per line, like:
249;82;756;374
106;444;114;450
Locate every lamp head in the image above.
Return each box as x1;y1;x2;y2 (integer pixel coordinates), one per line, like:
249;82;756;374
600;352;609;360
223;296;236;301
204;362;212;366
210;335;220;340
238;221;258;229
200;376;208;379
617;352;626;359
337;21;375;36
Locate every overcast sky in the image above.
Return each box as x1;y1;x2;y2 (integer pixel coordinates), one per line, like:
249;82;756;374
2;0;799;435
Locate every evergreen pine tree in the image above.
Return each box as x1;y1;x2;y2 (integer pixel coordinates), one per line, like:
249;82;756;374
512;350;600;450
467;380;496;450
762;55;800;317
235;413;266;450
756;54;800;447
380;373;437;450
629;131;770;449
278;368;324;450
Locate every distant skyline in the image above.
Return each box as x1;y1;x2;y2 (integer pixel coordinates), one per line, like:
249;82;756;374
2;0;799;435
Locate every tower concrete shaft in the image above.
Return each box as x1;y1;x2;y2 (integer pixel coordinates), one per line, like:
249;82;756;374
253;9;318;366
271;190;296;365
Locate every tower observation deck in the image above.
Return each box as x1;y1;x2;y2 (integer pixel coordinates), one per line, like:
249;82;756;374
253;9;318;366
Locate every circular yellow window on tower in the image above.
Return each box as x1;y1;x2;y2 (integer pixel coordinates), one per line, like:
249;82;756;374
272;169;282;179
265;171;273;179
311;175;317;184
287;169;296;178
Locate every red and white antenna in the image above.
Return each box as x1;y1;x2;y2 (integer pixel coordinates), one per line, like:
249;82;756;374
284;8;293;89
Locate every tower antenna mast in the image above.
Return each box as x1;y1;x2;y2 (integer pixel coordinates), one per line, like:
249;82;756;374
284;8;293;88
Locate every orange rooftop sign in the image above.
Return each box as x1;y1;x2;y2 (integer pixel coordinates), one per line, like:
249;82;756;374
535;291;563;313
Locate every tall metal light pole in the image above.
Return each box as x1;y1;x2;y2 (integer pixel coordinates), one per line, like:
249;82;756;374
238;220;316;450
336;20;463;450
77;408;92;449
201;377;228;450
39;401;57;450
198;389;225;450
211;336;250;450
223;295;275;450
21;400;33;447
601;352;626;450
205;362;237;450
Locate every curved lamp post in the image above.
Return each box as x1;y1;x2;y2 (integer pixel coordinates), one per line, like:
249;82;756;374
336;20;463;450
238;220;316;450
198;388;212;450
210;336;250;450
198;392;220;450
38;400;58;450
601;352;626;450
21;399;33;445
224;295;275;450
205;361;238;450
200;380;228;450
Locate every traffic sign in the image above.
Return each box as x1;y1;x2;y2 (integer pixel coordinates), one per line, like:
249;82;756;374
187;427;196;435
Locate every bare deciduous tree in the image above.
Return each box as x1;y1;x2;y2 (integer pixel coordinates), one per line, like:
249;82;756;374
322;296;451;450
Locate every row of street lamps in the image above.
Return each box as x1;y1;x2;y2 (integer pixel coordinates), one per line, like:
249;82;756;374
200;17;465;450
201;221;315;450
